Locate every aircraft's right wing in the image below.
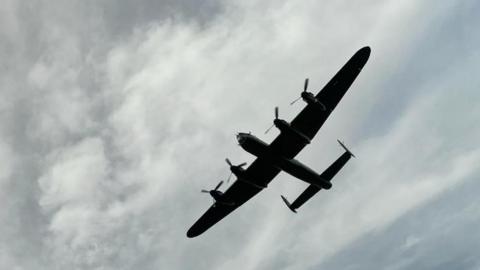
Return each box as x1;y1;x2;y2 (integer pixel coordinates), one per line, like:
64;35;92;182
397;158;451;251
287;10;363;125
269;47;370;160
282;141;354;212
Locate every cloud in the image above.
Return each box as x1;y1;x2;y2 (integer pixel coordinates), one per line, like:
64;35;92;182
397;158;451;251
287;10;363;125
316;174;480;270
1;0;479;269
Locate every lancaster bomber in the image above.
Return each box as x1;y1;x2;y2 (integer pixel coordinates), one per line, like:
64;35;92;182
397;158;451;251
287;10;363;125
187;46;371;238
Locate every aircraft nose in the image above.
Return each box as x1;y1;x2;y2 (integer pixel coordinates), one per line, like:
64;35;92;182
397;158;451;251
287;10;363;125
236;133;246;144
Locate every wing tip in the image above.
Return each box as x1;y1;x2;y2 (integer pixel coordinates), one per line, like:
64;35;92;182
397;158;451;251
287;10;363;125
359;46;371;56
186;227;200;238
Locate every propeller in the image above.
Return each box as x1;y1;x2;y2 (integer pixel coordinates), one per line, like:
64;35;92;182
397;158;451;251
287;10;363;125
265;106;279;134
201;180;224;193
290;78;309;105
201;180;225;204
225;158;247;182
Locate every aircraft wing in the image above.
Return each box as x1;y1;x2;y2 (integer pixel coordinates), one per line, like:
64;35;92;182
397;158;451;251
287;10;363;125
187;159;280;238
186;181;259;238
269;46;370;159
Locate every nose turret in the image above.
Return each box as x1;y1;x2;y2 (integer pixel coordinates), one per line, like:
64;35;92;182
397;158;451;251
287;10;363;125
236;132;249;145
235;132;270;158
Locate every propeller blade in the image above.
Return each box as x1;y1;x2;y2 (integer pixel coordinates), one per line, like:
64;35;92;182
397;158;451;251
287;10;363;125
225;158;232;166
238;162;247;167
214;180;224;190
275;106;279;119
201;190;210;193
265;124;274;134
227;172;233;183
290;96;302;105
304;78;309;91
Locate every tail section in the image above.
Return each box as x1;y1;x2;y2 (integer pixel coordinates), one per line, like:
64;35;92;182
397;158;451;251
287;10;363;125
281;141;354;212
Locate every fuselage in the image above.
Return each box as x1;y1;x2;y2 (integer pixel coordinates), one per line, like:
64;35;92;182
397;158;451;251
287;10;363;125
236;132;331;189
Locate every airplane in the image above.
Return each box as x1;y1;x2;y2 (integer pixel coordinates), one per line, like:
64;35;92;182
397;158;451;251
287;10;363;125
187;46;371;238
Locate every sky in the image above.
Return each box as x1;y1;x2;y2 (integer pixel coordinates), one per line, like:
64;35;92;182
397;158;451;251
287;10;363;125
0;0;479;269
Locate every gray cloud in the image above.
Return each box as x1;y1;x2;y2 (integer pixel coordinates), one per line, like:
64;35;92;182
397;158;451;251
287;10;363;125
1;0;479;269
316;175;480;270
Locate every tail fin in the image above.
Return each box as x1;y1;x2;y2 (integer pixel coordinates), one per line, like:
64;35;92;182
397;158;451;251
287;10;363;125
281;195;297;213
337;140;355;158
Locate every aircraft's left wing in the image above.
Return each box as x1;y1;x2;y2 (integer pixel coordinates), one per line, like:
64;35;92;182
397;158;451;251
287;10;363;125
187;159;280;238
186;180;260;238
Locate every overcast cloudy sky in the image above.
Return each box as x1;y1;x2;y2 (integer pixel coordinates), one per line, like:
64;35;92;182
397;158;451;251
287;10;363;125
1;0;480;269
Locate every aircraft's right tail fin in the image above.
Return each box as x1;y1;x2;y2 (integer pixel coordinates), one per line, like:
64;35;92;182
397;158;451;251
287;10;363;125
337;139;355;158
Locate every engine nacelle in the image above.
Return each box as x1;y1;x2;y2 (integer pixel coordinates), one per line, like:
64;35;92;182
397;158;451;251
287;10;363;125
230;165;245;178
231;165;266;189
301;92;327;111
274;119;311;144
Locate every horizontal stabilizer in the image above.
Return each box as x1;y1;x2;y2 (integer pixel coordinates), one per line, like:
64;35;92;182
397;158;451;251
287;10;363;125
337;139;355;158
281;195;297;213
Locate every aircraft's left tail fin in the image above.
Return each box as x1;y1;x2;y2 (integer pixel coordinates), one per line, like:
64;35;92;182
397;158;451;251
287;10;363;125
281;195;297;213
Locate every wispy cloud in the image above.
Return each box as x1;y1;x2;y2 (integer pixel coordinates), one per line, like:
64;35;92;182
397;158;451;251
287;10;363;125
1;0;479;269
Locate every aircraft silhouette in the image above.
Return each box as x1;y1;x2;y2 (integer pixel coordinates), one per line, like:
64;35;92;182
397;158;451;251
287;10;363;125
187;46;371;238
